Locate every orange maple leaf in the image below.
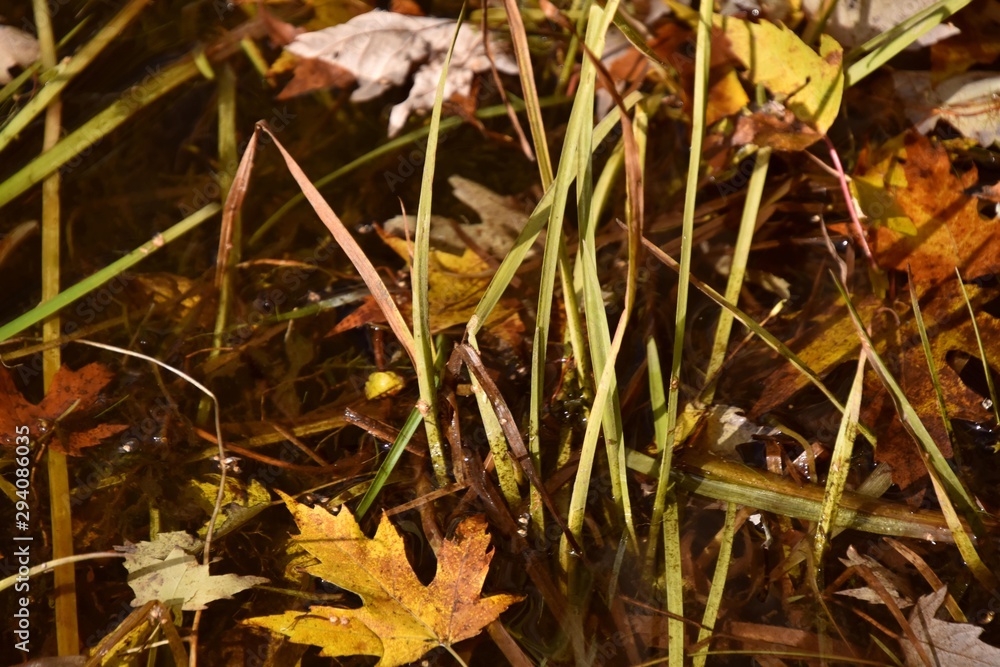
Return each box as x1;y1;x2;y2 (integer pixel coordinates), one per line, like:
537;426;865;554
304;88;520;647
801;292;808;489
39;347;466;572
245;493;522;666
0;363;128;456
863;131;1000;286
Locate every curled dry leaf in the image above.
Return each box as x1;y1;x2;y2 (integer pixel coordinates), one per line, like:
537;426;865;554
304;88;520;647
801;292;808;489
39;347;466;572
283;11;517;136
245;493;523;666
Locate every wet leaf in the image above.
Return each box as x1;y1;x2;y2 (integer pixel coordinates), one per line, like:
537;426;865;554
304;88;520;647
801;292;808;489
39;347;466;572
837;545;914;608
283;12;516;135
245;494;522;666
862;131;1000;286
182;475;272;539
0;363;128;456
754;280;997;489
716;16;844;137
330;180;526;344
902;587;1000;666
117;531;267;611
382;175;531;259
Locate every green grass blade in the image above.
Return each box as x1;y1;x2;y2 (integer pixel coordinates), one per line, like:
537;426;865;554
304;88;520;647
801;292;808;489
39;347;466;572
909;276;956;453
0;51;211;210
0;0;149;152
955;270;1000;424
641;235;875;444
625;450;968;542
553;0;622;568
701;146;770;404
844;0;973;87
644;336;685;660
0;203;220;343
692;502;737;667
664;0;712;472
355;406;423;517
658;4;712;656
813;352;865;564
467;91;642;338
832;277;978;515
833;277;998;591
501;0;552;185
410;14;465;486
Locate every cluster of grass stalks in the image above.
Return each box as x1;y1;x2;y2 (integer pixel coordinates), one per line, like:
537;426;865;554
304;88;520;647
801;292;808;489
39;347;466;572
0;0;996;664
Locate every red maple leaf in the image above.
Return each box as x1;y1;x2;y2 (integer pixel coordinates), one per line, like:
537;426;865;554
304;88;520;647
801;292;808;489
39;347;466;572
0;363;128;456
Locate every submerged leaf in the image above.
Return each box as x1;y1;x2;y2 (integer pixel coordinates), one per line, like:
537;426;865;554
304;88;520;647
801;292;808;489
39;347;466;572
117;531;267;611
862;131;1000;286
0;363;128;456
893;71;1000;148
245;494;522;666
284;12;517;135
902;587;1000;666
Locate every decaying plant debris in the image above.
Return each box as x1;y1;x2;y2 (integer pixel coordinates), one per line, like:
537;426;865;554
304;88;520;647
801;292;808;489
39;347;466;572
1;0;1000;665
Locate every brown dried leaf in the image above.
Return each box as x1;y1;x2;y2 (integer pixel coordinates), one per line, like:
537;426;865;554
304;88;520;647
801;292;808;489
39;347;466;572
753;286;995;490
902;587;1000;666
862;131;1000;286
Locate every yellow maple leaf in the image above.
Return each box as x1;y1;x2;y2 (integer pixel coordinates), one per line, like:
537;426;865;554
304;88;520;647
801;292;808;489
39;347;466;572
244;493;522;666
716;16;844;142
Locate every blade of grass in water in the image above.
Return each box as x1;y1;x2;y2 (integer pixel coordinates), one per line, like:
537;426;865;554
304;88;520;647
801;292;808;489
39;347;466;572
557;0;640;577
625;449;978;542
0;203;220;343
701;146;771;404
844;0;973;87
813;352;865;565
692;502;737;667
640;234;876;444
467;92;642;337
410;13;466;486
909;272;956;455
644;337;685;661
955;270;1000;425
356;406;422;517
833;276;998;592
0;0;150;152
524;5;607;536
659;2;714;660
0;26;257;210
34;0;76;653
